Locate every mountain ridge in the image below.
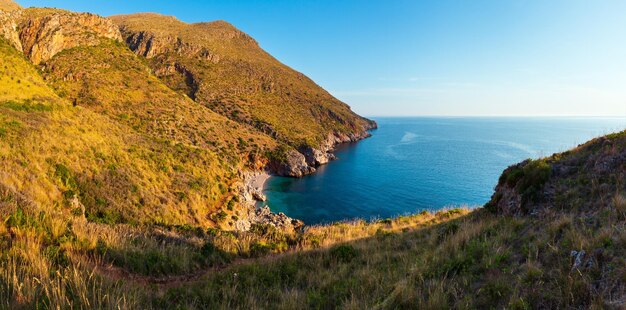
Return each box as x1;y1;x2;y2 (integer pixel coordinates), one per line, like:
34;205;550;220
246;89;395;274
110;13;377;177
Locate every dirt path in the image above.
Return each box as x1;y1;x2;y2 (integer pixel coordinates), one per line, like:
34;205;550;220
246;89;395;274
93;260;236;289
91;253;287;290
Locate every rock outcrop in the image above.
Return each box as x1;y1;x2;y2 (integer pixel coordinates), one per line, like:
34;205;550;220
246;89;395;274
238;171;268;205
234;206;304;232
0;8;122;64
235;171;303;232
0;9;21;50
268;149;317;178
122;28;222;63
299;127;376;167
278;124;377;177
487;131;626;216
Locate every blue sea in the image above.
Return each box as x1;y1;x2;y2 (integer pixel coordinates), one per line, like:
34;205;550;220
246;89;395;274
263;117;626;225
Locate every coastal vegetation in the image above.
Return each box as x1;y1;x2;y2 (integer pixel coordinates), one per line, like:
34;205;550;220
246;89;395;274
0;0;624;308
2;130;625;308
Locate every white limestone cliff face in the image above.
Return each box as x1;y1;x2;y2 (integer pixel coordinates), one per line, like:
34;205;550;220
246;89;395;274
0;8;122;64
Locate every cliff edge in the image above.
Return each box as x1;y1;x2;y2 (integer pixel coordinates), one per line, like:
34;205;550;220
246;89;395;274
487;130;626;216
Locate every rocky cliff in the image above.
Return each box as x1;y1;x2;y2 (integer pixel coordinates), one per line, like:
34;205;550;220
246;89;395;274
487;131;626;216
0;7;121;64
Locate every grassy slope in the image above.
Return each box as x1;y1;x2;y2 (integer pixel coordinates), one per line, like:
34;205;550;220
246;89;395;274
42;39;275;161
41;38;279;228
1;131;624;309
110;13;375;149
0;33;250;228
147;132;626;309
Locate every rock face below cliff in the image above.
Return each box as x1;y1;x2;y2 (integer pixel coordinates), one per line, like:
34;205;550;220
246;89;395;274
268;149;316;178
235;171;303;232
273;126;377;177
486;131;626;216
0;8;121;64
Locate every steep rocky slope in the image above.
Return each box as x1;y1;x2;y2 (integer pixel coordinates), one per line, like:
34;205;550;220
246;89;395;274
0;35;238;227
2;7;121;64
110;13;377;177
487;130;626;215
40;37;284;229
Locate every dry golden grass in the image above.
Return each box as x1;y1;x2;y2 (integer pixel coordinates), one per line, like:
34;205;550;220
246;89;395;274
0;35;269;228
0;189;472;309
614;193;626;221
0;0;20;12
153;202;624;309
1;185;625;309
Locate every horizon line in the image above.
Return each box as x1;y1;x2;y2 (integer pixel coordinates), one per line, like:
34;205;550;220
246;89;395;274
363;115;626;118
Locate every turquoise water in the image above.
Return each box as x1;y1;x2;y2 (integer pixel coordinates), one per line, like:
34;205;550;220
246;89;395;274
263;117;626;225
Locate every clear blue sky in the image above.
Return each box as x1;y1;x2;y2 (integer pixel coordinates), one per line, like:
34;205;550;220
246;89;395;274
20;0;626;117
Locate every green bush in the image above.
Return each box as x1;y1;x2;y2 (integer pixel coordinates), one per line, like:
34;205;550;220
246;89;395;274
250;241;272;257
85;207;123;225
266;144;291;164
438;222;460;241
329;244;358;263
54;163;77;189
0;99;53;112
505;167;524;186
518;159;551;203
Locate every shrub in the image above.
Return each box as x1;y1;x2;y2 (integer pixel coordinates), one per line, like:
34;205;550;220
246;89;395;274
329;244;358;263
250;241;272;257
518;159;551;203
54;163;77;189
438;222;459;241
85;207;123;225
214;210;228;222
266;144;291;164
484;192;502;213
505;167;524;186
0;99;52;112
379;218;393;225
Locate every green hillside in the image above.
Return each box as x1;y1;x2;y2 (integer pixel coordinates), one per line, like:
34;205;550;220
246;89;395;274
0;35;231;227
1;131;624;308
110;13;376;175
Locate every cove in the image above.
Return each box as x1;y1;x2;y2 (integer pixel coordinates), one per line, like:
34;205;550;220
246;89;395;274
262;117;626;225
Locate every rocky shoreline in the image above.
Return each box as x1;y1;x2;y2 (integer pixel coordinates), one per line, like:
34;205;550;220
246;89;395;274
270;122;378;177
235;125;377;232
235;171;304;232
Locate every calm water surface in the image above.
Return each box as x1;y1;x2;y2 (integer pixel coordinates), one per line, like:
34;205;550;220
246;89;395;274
263;117;626;224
